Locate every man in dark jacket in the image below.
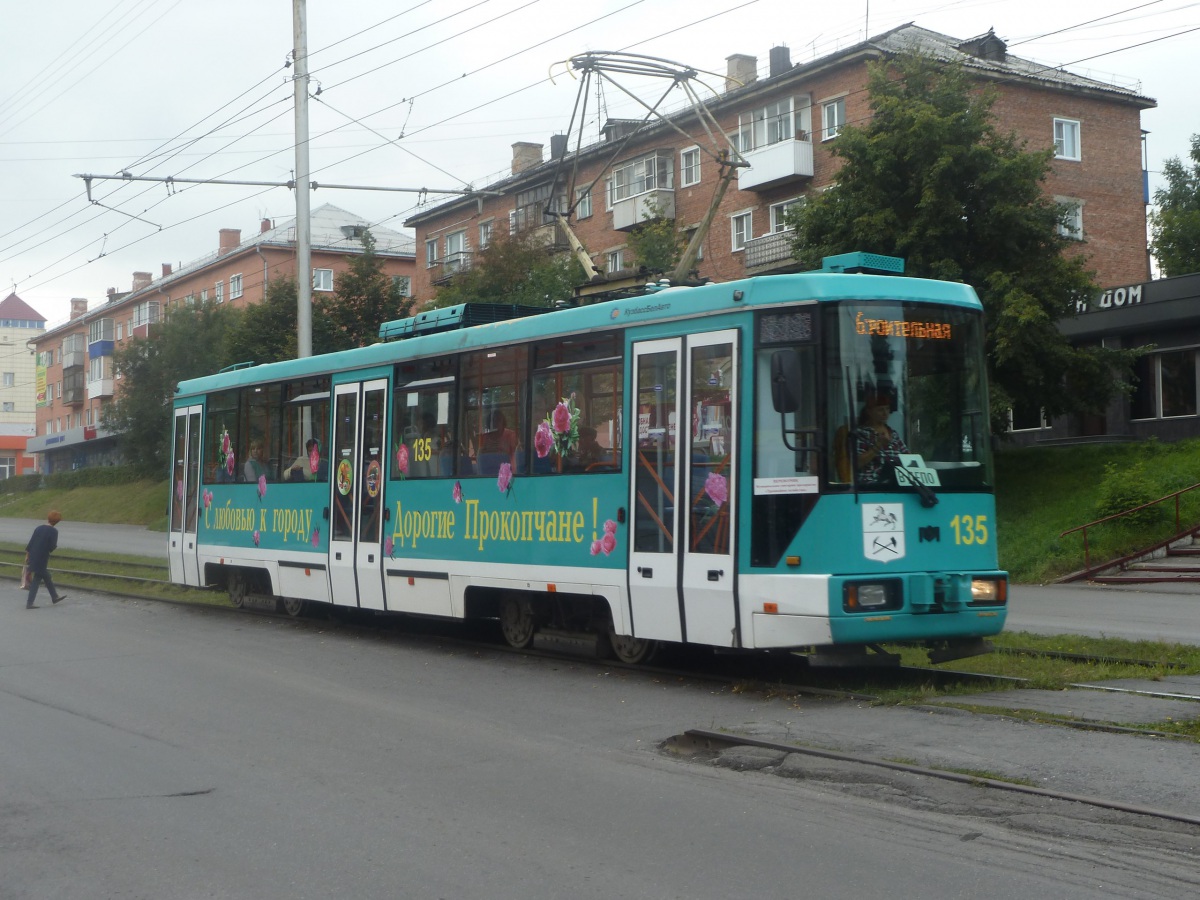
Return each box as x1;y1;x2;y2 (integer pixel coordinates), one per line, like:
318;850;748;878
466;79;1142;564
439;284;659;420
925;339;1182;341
25;510;66;609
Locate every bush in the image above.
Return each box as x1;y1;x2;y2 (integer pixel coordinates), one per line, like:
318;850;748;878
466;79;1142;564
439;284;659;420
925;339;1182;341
43;465;151;491
1094;460;1163;529
0;474;43;495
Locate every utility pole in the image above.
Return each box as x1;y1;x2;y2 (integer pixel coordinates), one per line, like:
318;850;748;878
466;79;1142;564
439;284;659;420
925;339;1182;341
293;0;313;357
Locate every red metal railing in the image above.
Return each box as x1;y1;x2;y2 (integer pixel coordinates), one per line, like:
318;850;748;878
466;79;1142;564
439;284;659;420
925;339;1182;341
1060;482;1200;577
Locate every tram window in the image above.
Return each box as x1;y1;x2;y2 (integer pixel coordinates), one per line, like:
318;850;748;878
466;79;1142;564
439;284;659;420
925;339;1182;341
239;383;282;482
393;359;457;479
460;346;528;477
283;378;330;482
203;389;240;484
531;333;623;474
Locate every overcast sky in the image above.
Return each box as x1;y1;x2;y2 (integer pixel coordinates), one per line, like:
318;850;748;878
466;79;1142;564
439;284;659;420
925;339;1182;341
3;0;1195;326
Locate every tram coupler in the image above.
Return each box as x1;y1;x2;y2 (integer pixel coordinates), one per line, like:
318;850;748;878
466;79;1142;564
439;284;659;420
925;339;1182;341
804;644;901;668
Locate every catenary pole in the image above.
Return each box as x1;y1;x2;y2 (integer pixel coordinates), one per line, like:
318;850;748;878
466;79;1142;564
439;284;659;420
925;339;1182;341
293;0;313;357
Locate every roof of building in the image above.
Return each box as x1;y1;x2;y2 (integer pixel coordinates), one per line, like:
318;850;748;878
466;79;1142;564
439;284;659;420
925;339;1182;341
0;293;47;324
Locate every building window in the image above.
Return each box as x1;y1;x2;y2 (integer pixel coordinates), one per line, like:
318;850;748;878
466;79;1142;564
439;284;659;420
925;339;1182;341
392;275;412;298
575;188;592;220
2;372;12;387
1056;197;1084;240
2;402;12;413
731;211;753;251
230;273;243;299
606;249;625;273
215;280;224;303
1053;118;1081;161
683;226;704;261
1161;350;1197;418
445;231;467;275
313;268;333;292
769;198;805;233
680;147;701;186
200;289;209;302
426;239;438;268
822;97;845;140
608;152;673;207
479;219;493;249
737;98;793;152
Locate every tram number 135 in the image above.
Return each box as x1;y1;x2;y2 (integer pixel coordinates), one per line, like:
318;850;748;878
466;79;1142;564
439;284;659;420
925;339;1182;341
949;514;989;545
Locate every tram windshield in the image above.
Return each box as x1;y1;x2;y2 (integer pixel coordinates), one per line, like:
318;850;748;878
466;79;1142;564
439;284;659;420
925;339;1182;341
825;302;993;491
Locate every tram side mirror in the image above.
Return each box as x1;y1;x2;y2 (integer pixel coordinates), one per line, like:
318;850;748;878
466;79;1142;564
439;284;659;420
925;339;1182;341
770;350;802;414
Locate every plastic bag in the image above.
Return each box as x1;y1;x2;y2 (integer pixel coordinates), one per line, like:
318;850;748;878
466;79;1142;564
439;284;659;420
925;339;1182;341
19;565;30;589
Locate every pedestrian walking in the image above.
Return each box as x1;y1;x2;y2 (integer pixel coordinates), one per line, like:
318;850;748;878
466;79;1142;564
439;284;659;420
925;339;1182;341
25;510;66;609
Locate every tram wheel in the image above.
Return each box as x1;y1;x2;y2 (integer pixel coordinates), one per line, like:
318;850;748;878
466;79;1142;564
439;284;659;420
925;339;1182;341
608;633;657;665
227;571;248;609
499;595;537;649
280;596;306;617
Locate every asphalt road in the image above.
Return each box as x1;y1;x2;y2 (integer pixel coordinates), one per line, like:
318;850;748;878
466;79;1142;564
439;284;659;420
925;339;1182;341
5;594;1199;899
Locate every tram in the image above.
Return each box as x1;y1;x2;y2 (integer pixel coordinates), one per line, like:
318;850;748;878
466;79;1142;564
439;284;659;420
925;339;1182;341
168;252;1006;664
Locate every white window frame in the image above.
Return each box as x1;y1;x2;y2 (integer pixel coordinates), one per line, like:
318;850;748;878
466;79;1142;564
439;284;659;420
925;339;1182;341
769;198;805;233
230;273;244;300
426;238;439;267
680;147;701;187
313;268;334;292
822;97;846;141
730;211;753;251
607;152;673;208
575;188;592;220
738;98;794;152
478;219;493;249
606;248;625;273
215;280;224;303
393;275;412;298
1055;196;1084;241
2;372;13;387
1053;117;1081;161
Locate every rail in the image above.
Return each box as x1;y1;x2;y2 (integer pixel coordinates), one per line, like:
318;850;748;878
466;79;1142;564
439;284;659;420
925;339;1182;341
1059;481;1200;578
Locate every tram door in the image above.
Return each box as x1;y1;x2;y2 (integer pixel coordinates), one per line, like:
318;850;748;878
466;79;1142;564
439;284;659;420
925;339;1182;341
329;379;388;611
168;406;202;587
628;331;738;647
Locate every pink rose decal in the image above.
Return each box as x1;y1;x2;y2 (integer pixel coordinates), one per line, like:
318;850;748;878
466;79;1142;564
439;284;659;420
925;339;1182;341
497;462;512;494
534;421;554;459
385;536;394;558
203;489;213;509
257;475;267;499
552;401;571;434
309;441;320;473
221;431;231;455
395;443;409;477
590;539;603;556
311;527;320;548
705;472;728;506
226;452;235;477
253;530;260;547
600;532;617;555
604;519;617;536
453;481;463;503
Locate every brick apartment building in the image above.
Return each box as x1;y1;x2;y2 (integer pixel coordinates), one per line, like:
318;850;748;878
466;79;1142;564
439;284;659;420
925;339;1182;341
406;24;1154;301
28;204;416;473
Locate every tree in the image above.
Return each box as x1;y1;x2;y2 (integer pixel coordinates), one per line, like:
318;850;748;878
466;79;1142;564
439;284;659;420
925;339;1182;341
625;201;685;275
787;53;1136;426
104;300;242;473
314;231;414;351
429;229;583;309
223;276;299;366
1150;134;1200;277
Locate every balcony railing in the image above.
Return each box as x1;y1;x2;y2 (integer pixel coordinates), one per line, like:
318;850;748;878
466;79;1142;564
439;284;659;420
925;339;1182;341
431;251;473;285
743;230;797;270
738;138;814;191
611;189;675;232
87;378;114;400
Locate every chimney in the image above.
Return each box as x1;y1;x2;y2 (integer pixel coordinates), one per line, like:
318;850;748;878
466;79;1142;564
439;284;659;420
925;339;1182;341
162;263;172;278
550;134;569;160
725;54;757;92
70;299;88;320
261;218;272;234
132;271;152;292
511;142;544;175
769;45;792;77
219;228;241;254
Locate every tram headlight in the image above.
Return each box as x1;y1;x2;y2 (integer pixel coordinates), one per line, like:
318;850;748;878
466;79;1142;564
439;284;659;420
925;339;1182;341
843;581;898;612
970;577;1007;605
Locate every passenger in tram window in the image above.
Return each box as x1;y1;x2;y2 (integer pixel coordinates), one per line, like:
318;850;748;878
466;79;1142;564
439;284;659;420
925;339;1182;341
288;439;327;482
478;410;517;473
577;426;606;468
244;439;270;482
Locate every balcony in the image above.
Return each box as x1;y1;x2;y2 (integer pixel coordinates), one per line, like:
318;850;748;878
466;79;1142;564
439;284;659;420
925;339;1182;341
63;386;85;406
88;378;114;400
430;252;473;286
743;230;798;271
738;138;814;192
611;189;674;232
62;349;85;369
